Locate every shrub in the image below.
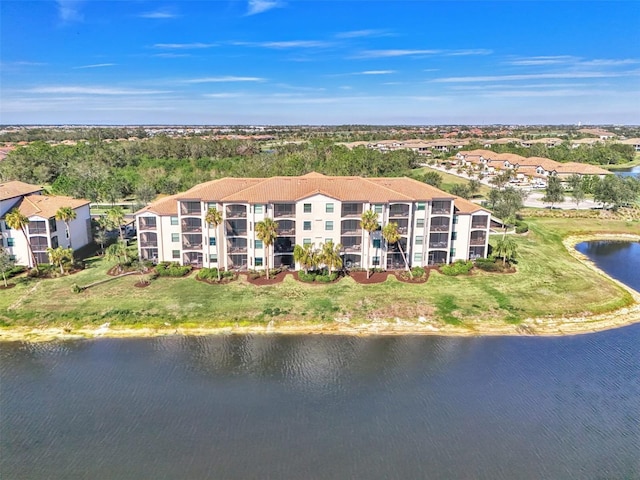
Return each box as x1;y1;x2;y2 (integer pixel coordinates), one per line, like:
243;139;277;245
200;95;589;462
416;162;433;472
298;270;339;283
155;261;192;277
515;220;529;234
440;260;473;276
411;266;426;278
474;258;512;272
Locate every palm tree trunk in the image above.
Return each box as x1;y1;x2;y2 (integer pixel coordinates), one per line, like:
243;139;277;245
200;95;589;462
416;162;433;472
366;233;371;279
65;221;73;249
2;272;7;288
216;223;221;282
265;244;270;280
21;227;39;272
398;243;413;279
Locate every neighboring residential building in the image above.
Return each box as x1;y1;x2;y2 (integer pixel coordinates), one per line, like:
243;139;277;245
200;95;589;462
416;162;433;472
619;138;640;152
0;180;92;267
135;173;492;271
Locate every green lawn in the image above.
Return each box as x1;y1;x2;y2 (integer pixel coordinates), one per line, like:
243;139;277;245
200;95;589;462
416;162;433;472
0;215;636;330
411;166;492;198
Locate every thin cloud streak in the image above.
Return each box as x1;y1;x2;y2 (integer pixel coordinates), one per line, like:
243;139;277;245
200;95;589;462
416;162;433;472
73;63;116;69
56;0;84;23
433;71;634;83
183;76;266;83
153;43;217;49
335;29;391;39
246;0;281;16
25;86;170;95
139;11;180;19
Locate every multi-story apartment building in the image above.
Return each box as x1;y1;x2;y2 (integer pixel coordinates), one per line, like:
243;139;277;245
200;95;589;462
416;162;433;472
135;173;492;271
0;180;92;267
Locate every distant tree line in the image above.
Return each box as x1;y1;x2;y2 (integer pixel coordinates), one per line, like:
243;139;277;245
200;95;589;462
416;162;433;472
0;138;419;203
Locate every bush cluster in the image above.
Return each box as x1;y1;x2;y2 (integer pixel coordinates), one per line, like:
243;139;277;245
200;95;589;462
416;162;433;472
155;262;192;277
298;270;339;283
515;220;529;234
410;266;426;278
196;267;235;281
474;258;512;272
440;260;473;276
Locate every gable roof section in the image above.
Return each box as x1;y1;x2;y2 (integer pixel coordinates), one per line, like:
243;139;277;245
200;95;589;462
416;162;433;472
453;197;488;215
0;180;42;201
15;195;89;219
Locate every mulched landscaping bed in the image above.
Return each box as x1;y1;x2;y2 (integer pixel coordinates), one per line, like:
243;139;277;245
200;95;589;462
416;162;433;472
394;270;430;283
244;270;289;286
345;270;392;284
290;271;343;285
195;274;239;285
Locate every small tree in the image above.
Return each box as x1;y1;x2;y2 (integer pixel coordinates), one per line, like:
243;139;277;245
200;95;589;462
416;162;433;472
5;209;38;272
46;246;74;275
542;175;565;208
105;241;129;273
107;206;126;241
293;243;319;274
360;209;379;279
494;236;518;265
567;174;585;207
382;222;412;278
320;241;343;273
0;248;16;287
423;171;443;188
255;218;278;279
205;207;223;281
467;179;481;198
55;206;77;249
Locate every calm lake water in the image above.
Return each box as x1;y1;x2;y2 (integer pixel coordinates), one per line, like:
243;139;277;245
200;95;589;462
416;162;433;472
614;165;640;178
1;243;639;479
575;240;640;291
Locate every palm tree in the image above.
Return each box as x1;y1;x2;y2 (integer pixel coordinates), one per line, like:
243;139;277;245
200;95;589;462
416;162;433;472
105;241;129;273
293;243;318;274
0;248;16;287
46;246;73;275
494;236;518;266
360;209;379;279
107;206;126;241
320;241;343;273
382;222;412;278
55;206;77;249
205;207;223;281
255;218;278;279
5;209;38;272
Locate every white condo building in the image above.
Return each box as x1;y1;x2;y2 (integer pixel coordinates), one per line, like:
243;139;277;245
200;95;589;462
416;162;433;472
0;180;92;267
135;173;492;271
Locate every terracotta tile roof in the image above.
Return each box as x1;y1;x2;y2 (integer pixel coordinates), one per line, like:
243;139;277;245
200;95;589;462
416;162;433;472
619;138;640;145
0;180;42;201
454;197;488;214
140;173;463;214
555;163;611;175
517;156;559;171
15;195;89;219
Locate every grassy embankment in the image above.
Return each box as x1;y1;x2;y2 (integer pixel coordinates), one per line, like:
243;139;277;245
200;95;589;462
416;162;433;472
411;166;492;198
0;214;637;338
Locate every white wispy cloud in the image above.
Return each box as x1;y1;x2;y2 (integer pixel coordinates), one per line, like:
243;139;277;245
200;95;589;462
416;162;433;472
580;58;640;67
481;89;614;98
153;43;217;49
445;49;493;56
335;29;391;39
257;40;332;49
56;0;84;23
25;86;169;95
354;49;440;59
433;71;635;83
507;55;576;66
183;76;266;83
360;70;396;75
73;63;116;69
507;56;639;67
139;10;180;19
203;93;245;98
246;0;282;16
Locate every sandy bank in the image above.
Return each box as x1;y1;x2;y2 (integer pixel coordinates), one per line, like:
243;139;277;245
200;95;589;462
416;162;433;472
1;234;639;343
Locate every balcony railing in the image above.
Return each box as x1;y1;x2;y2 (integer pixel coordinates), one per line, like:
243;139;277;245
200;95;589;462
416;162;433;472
432;208;450;215
470;237;486;246
227;229;247;237
29;228;47;235
30;242;49;251
342;244;362;253
430;224;449;232
139;221;157;230
226;210;247;218
140;241;158;248
274;208;295;218
341;229;362;236
428;242;448;249
182;242;202;250
277;228;295;236
471;222;487;229
228;247;248;254
180;203;201;215
182;225;202;233
389;209;410;218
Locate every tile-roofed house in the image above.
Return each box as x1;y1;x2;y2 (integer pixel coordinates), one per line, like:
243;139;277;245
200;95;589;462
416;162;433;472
1;182;92;268
136;172;492;271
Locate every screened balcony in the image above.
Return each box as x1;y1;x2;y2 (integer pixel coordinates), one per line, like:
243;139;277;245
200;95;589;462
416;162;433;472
389;204;410;218
225;219;247;237
180;201;201;215
226;205;247;218
341;219;362;236
274;203;295;218
432;200;452;215
470;232;487;246
183;252;203;267
227;237;248;254
29;236;49;252
276;220;296;236
469;246;486;259
427;251;448;265
471;215;489;229
428;233;449;249
28;221;47;235
182;233;203;251
341;203;363;218
430;217;450;232
181;218;202;233
341;237;362;253
139;232;158;248
138;217;157;230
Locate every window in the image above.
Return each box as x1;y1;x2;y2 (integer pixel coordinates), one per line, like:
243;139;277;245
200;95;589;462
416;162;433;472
372;256;380;266
325;238;333;245
325;203;334;213
372;239;381;249
450;248;456;257
303;238;312;245
170;216;179;226
303;221;311;231
414;252;423;262
171;233;179;243
416;218;425;228
374;204;383;214
417;202;426;211
49;218;57;233
254;204;264;214
209;254;217;263
7;238;15;247
210;237;216;246
451;232;457;241
453;215;459;225
255;239;263;249
9;255;16;262
325;221;333;231
415;236;423;245
255;257;263;267
303;203;312;213
172;250;180;259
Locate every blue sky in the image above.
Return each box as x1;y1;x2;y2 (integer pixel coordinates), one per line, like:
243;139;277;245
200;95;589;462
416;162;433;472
1;1;639;125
